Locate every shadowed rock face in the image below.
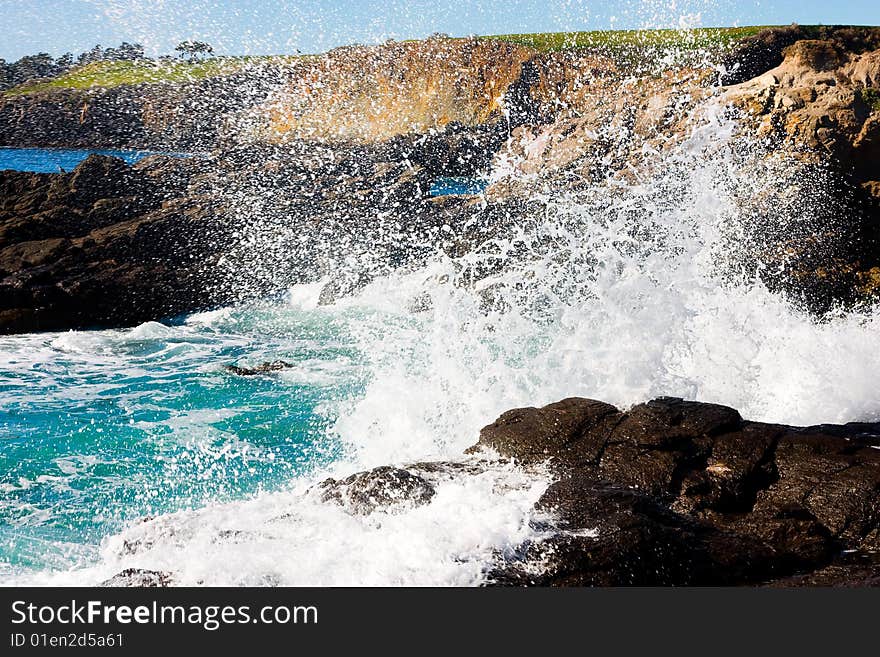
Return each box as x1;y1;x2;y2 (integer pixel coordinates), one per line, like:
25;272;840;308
0;154;235;333
489;478;782;586
0;63;302;151
476;396;880;585
720;25;880;86
0;128;486;333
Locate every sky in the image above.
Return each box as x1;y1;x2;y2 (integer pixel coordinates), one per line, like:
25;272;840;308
2;0;880;61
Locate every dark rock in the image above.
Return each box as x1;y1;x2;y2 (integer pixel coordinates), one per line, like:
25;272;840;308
100;569;172;587
489;477;777;586
0;129;497;333
317;466;436;515
67;154;145;206
469;396;880;585
765;552;880;586
469;397;620;467
224;361;293;376
317;271;374;306
401;120;509;177
0;155;236;333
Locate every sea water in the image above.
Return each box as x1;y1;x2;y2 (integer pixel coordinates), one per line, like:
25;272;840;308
0;147;187;173
2;110;880;586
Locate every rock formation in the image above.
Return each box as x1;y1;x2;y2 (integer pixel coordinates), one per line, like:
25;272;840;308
3;27;879;332
306;397;879;586
0;154;232;332
476;396;880;585
101;396;880;586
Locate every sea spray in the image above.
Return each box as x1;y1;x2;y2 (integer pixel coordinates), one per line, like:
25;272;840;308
3;86;880;587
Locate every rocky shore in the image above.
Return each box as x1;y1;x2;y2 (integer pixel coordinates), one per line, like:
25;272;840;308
3;27;880;333
476;397;880;585
0;154;230;332
2;27;880;586
102;396;880;587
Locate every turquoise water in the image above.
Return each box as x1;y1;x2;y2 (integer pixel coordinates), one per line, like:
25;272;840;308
429;177;488;196
0;299;367;574
0;147;186;173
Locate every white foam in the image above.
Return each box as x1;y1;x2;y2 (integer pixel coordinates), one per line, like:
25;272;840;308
14;461;550;586
285;280;328;310
5;99;880;587
326;108;880;488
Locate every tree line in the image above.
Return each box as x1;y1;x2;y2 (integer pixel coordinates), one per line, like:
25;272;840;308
1;41;214;91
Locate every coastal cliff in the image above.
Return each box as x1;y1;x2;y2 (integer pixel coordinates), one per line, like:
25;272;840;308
3;27;880;333
3;31;879;333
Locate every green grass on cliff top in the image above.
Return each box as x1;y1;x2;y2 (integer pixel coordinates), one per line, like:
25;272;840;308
3;56;299;96
2;26;835;96
483;25;784;51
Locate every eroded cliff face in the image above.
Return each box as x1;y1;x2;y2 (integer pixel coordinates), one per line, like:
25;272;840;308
721;38;880;299
254;37;533;142
251;38;718;154
725;39;880;194
473;29;880;307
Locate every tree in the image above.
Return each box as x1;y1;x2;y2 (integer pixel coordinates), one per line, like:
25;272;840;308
55;52;74;69
175;41;214;61
11;53;59;83
77;45;104;66
104;42;145;61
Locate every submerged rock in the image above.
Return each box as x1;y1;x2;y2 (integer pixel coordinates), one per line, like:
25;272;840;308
317;466;436;516
100;568;173;587
224;360;293;376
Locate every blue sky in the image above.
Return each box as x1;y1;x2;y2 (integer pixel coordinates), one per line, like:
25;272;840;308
3;0;880;60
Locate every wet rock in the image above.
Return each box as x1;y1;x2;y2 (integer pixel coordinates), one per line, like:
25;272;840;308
317;271;374;306
0;155;238;334
99;397;879;587
100;569;172;587
224;360;293;376
471;396;880;585
317;466;436;515
489;478;777;586
469;397;620;467
67;154;147;206
765;552;880;587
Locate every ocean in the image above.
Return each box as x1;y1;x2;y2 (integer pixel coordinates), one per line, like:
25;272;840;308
2;122;879;585
0;147;185;174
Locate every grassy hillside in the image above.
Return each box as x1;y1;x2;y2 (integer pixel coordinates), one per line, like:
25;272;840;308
3;56;298;96
2;26;846;97
483;26;777;51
